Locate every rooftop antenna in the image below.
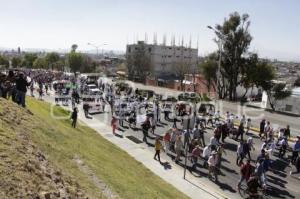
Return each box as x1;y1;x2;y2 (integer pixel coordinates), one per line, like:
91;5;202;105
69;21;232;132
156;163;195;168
153;33;157;45
181;36;184;47
145;32;148;43
197;34;199;50
171;34;175;46
163;34;166;46
189;34;192;48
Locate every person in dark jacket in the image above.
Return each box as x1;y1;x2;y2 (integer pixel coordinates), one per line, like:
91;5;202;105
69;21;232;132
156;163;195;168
71;108;78;128
15;73;30;107
83;103;90;118
259;119;266;138
141;117;151;143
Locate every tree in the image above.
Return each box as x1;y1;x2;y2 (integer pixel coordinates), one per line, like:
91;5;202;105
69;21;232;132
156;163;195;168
67;44;83;75
174;61;191;91
33;57;47;69
46;52;60;70
0;55;9;69
215;12;252;101
239;53;259;99
23;53;38;68
80;55;97;73
199;53;218;93
11;56;22;68
266;82;292;111
294;77;300;87
126;43;152;83
53;58;66;71
71;44;78;52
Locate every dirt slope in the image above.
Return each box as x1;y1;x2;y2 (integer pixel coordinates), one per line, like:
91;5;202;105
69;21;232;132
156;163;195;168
0;98;87;199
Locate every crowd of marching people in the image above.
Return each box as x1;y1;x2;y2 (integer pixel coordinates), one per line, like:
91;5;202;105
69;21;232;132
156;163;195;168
2;69;300;198
98;81;300;197
60;74;300;198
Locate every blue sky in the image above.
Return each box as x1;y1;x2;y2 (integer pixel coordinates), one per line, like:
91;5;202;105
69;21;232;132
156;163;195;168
0;0;299;61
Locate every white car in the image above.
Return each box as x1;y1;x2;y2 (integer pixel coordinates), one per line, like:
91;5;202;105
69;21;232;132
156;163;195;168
89;88;102;96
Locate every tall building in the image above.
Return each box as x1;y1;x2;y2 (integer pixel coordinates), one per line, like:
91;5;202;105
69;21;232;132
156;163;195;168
126;41;198;77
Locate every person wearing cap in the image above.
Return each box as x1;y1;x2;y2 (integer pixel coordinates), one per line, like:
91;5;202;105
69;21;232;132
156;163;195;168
208;151;218;182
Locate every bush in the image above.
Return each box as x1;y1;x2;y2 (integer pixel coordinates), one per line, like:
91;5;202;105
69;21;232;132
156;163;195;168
202;93;211;102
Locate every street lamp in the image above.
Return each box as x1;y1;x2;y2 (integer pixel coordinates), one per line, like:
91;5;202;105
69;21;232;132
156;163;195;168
87;42;107;58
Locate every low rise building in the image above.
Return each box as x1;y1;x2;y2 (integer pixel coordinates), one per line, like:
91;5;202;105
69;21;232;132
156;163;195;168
126;41;198;77
261;87;300;115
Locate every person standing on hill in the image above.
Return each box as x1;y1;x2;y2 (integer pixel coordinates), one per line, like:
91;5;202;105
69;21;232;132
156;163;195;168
71;107;78;128
15;73;31;107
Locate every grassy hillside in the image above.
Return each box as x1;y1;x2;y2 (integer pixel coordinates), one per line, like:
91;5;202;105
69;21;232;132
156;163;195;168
0;97;188;199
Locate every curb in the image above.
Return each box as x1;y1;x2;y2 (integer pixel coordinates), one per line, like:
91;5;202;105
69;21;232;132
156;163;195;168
232;122;297;143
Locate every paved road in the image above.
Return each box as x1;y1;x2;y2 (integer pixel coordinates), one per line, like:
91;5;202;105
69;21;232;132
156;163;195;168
39;88;300;199
92;110;300;199
102;77;300;137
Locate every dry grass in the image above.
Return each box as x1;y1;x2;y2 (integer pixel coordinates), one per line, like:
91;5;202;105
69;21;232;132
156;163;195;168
0;97;188;199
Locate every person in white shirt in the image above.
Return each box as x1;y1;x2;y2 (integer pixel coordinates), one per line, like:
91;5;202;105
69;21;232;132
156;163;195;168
246;137;255;160
240;115;246;126
214;110;220;123
202;145;212;168
236;141;244;165
210;136;219;147
262;121;271;140
208;151;218;182
226;111;230;120
278;137;288;158
266;139;276;157
246;118;252;134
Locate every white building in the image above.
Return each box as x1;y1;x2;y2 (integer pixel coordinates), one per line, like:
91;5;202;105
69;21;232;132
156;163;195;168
126;41;198;77
261;87;300;115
